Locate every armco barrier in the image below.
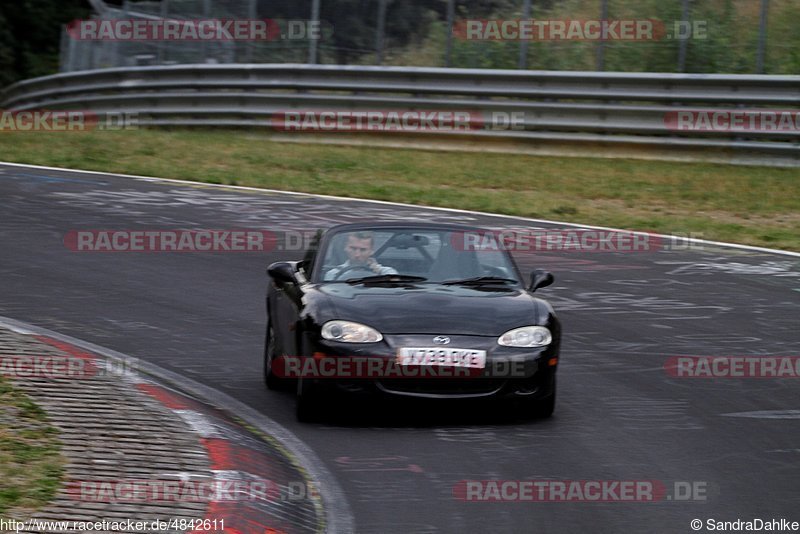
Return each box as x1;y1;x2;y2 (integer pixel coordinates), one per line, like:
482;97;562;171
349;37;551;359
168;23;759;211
2;64;798;166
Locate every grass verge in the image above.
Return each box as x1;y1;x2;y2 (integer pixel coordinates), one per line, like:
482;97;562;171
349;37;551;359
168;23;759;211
0;376;63;516
0;129;798;251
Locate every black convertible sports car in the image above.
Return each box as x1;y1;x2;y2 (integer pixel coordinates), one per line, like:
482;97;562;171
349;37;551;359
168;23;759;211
264;222;560;422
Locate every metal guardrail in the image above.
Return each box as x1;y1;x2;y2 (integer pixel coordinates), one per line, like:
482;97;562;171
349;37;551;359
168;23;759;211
2;64;799;166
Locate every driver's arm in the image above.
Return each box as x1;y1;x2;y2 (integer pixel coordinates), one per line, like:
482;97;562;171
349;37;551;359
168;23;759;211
324;265;343;280
369;259;397;275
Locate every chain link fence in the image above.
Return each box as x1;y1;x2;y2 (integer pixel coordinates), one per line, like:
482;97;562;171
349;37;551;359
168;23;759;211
60;0;797;74
60;0;311;72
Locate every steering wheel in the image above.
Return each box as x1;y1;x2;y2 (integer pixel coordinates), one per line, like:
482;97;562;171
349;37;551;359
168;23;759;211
332;264;375;280
483;266;510;278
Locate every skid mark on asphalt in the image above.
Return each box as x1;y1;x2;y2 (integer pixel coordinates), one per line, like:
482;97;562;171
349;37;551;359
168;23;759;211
432;415;587;443
0;171;109;185
659;259;800;278
50;187;480;229
722;410;800;419
516;255;650;272
610;278;693;287
545;291;731;321
335;456;424;473
357;522;440;534
348;479;427;502
670;333;764;345
604;397;704;430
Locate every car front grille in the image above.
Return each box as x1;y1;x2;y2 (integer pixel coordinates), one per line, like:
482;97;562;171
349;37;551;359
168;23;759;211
376;378;506;396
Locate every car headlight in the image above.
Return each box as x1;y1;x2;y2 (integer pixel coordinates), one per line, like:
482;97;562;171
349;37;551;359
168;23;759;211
321;320;383;343
498;326;551;347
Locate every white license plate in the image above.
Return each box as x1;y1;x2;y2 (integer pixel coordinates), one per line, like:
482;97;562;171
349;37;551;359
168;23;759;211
397;347;487;369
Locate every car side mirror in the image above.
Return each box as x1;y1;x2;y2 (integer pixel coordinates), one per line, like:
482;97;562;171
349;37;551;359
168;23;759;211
268;262;297;284
529;269;554;292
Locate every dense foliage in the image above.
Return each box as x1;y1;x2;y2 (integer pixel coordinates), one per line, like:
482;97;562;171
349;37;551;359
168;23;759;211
1;0;796;88
0;0;89;87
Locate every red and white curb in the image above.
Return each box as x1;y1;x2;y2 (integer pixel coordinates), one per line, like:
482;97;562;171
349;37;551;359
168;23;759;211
0;316;351;533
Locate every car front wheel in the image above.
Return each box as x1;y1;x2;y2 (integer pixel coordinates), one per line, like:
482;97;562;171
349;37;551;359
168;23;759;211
296;378;321;422
519;381;556;419
263;321;285;390
531;391;555;419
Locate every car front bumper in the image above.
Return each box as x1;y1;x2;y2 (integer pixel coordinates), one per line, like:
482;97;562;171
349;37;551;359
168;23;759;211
302;333;559;400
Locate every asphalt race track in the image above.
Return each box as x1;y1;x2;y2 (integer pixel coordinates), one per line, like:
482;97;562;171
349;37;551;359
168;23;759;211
1;162;799;533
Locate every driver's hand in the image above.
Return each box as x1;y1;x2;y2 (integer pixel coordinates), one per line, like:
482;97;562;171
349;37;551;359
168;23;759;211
367;257;381;273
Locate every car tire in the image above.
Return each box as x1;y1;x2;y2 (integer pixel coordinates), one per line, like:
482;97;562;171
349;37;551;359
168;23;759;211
263;321;284;390
531;391;555;419
296;378;320;423
520;381;556;419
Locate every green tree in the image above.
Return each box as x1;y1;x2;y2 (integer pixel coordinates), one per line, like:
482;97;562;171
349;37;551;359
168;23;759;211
0;0;90;88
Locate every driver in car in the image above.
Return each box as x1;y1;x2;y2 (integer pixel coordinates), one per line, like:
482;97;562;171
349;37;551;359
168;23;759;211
324;231;398;280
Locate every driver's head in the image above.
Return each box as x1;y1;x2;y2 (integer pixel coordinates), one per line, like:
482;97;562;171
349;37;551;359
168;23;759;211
345;232;373;265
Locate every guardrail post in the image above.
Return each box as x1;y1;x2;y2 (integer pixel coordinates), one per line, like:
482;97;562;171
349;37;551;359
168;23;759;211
518;0;532;69
756;0;769;73
677;0;690;72
149;0;164;65
246;0;256;63
309;0;321;64
59;29;69;73
445;0;455;67
375;0;389;65
595;0;608;71
203;0;211;63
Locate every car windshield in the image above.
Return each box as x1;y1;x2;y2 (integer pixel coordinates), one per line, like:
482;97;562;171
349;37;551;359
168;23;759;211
317;228;521;284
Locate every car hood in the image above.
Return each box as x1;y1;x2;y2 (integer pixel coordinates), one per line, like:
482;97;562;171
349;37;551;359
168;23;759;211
315;283;549;336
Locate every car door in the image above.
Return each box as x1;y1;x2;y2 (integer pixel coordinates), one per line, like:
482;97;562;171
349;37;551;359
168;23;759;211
271;273;309;363
280;237;320;357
